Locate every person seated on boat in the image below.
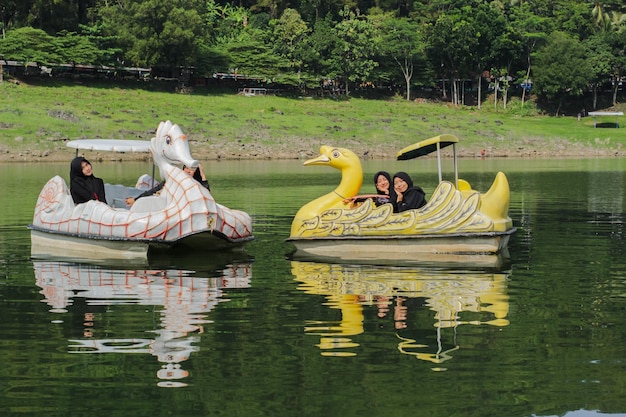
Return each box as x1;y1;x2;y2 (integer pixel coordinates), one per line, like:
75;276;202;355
69;156;108;205
125;163;210;207
188;163;210;191
372;171;396;207
392;171;426;213
343;171;397;208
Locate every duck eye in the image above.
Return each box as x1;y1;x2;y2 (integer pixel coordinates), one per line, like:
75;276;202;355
331;150;340;158
165;135;171;145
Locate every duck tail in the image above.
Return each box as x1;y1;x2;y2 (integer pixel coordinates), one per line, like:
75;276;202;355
480;171;512;231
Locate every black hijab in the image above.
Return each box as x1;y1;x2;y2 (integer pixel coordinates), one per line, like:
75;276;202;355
374;171;392;194
69;156;107;204
373;171;396;206
392;171;426;212
392;171;414;189
183;165;211;191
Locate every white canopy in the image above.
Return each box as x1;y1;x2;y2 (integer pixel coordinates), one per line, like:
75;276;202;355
587;111;623;116
66;139;152;153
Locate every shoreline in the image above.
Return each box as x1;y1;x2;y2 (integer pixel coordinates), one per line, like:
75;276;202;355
1;138;624;163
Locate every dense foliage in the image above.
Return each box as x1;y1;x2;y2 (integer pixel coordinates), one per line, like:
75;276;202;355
1;0;625;110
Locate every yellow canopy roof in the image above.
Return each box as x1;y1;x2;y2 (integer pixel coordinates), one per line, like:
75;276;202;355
396;134;459;160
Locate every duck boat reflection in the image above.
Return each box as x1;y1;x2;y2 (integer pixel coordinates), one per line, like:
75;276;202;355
288;135;516;266
34;254;253;387
29;120;254;261
291;260;509;368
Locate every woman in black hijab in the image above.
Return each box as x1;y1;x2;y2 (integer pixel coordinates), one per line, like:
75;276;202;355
69;156;107;205
392;171;426;213
373;171;396;207
124;163;210;207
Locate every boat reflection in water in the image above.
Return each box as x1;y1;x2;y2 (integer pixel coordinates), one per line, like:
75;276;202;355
291;261;510;370
34;252;253;388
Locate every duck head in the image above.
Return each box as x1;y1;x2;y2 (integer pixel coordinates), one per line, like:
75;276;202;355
290;146;363;237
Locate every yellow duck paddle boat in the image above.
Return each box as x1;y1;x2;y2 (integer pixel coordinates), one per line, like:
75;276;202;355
287;134;516;266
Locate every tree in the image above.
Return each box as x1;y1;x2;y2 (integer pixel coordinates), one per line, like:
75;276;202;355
223;28;288;80
0;0;36;38
426;8;479;106
328;7;379;96
270;8;310;75
507;4;550;107
0;26;108;66
203;1;249;44
0;26;59;63
24;0;97;35
533;31;592;116
584;33;614;109
553;0;594;40
604;29;626;106
299;15;337;84
97;0;207;74
376;15;425;100
470;2;510;109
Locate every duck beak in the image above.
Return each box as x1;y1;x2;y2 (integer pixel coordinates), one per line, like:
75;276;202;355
304;154;330;166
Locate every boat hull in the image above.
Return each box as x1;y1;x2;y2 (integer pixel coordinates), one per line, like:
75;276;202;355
287;228;515;269
30;228;253;262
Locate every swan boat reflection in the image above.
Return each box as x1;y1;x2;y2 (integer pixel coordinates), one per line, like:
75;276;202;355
34;254;253;387
291;261;510;369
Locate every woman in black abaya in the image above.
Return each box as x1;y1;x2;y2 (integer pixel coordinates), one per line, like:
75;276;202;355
69;156;107;205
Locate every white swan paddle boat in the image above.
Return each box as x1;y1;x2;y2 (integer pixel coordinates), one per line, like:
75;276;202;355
287;134;516;267
30;120;254;261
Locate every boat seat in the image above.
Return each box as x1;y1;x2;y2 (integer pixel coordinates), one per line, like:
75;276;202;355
135;174;159;190
104;184;144;209
129;196;167;213
457;179;472;191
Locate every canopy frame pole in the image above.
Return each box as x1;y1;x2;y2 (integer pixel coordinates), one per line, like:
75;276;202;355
453;143;458;189
436;142;442;183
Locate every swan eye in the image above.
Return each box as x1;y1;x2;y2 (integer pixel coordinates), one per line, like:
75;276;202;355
331;150;340;159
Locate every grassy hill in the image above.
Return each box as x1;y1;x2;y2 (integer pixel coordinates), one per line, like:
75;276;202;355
1;78;624;162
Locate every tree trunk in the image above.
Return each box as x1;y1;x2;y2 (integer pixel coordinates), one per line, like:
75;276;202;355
612;79;618;106
503;86;508;109
461;80;465;106
451;79;456;105
556;98;562;117
521;61;531;107
0;8;5;39
494;79;499;110
477;74;482;109
593;84;598;110
405;74;411;100
442;78;447;100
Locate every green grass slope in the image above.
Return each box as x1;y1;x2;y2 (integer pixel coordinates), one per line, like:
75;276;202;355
1;79;624;161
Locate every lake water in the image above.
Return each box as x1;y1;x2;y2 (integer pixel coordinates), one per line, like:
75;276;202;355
1;157;625;417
